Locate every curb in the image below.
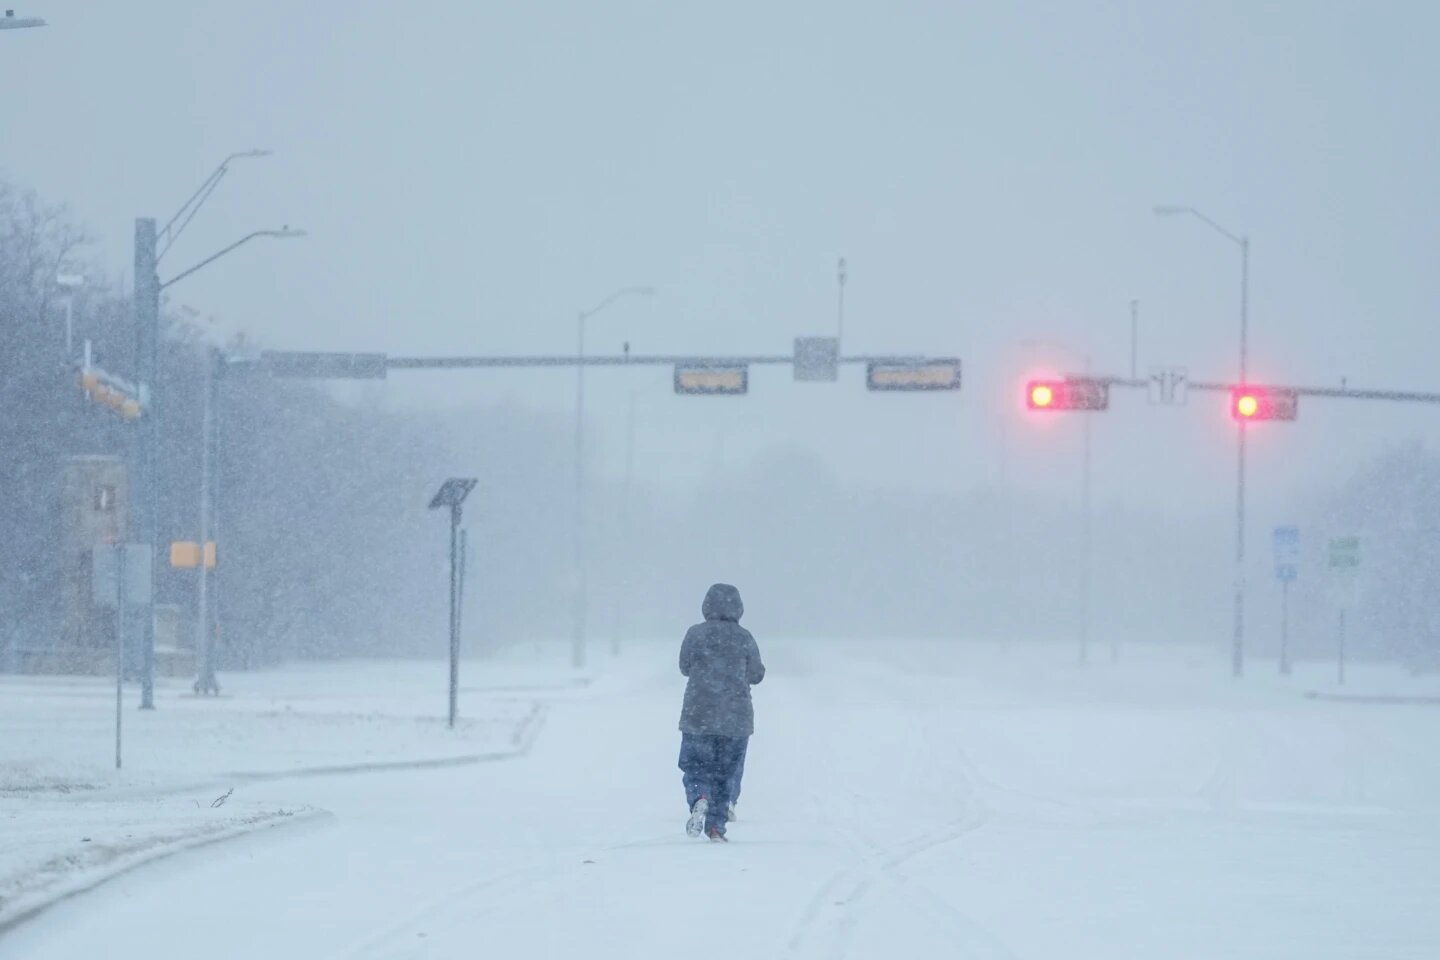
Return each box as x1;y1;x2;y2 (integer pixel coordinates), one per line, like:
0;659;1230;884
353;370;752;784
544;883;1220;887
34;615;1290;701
0;703;548;937
223;701;548;782
69;702;549;803
0;806;332;937
1304;691;1440;705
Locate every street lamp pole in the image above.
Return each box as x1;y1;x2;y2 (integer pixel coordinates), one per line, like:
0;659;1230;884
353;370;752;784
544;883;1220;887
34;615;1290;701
128;150;279;709
573;286;654;670
1155;205;1250;677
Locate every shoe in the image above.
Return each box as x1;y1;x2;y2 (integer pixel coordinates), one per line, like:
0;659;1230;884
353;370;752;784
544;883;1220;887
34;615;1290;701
707;826;728;842
726;804;737;823
686;797;708;838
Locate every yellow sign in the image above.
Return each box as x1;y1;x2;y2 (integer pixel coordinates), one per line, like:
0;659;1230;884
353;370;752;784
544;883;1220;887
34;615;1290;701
170;541;217;569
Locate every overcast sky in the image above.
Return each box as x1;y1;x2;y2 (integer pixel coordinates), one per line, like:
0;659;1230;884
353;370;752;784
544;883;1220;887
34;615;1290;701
4;1;1439;524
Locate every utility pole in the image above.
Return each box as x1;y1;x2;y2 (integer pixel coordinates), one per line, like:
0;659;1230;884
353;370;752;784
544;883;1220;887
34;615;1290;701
194;348;219;695
1234;235;1250;679
1279;579;1292;676
133;219;159;710
616;388;637;658
1154;206;1250;677
836;257;848;347
1080;355;1093;666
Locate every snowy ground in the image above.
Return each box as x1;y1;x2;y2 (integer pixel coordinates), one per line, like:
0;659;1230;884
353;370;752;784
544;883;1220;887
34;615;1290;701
3;638;1439;958
0;657;547;930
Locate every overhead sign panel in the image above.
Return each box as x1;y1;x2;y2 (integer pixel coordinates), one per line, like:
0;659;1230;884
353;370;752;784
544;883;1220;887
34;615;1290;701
794;337;839;382
866;359;961;392
675;364;748;395
261;351;388;380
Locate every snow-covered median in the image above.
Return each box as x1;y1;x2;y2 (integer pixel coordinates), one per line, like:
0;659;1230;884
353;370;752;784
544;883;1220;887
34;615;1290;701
0;658;551;929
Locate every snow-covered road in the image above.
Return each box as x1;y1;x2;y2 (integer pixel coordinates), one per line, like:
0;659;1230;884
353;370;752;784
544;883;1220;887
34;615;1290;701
5;639;1439;959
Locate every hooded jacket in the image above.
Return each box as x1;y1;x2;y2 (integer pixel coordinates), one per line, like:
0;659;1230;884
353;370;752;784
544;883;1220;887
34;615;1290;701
678;584;766;737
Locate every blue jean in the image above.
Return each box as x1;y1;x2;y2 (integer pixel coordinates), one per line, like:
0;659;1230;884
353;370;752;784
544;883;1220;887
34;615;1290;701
679;734;748;832
727;737;748;805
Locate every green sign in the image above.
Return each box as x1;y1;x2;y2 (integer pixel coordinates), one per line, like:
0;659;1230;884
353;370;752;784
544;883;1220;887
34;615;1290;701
1328;537;1360;570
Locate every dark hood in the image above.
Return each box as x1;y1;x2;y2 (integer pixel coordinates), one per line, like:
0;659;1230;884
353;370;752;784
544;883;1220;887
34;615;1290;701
701;583;744;622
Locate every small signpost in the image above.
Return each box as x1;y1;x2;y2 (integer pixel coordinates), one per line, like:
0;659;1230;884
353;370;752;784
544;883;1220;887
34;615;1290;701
93;543;153;769
1328;537;1361;685
1273;526;1299;675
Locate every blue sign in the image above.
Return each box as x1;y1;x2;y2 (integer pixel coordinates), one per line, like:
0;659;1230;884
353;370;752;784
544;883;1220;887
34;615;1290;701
1274;526;1300;582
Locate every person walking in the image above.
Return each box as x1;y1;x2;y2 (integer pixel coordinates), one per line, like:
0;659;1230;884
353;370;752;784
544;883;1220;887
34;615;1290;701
678;583;765;841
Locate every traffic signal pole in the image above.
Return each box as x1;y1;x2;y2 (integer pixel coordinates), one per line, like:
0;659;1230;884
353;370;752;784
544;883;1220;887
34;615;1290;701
133;219;159;710
1233;235;1250;679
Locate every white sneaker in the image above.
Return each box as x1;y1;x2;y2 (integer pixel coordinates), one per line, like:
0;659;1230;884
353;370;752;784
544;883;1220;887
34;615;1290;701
686;797;708;838
726;804;737;823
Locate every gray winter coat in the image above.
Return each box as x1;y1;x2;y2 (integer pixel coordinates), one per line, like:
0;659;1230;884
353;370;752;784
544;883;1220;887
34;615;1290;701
678;584;766;738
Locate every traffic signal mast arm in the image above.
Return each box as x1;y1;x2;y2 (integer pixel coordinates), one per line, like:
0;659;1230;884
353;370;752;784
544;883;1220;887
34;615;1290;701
1029;374;1440;415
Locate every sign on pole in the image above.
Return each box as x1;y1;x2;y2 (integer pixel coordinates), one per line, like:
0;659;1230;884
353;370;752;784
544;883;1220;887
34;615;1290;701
1273;526;1299;582
794;337;839;382
1328;537;1360;571
866;359;961;392
92;544;154;607
1147;366;1189;406
674;364;748;395
1328;536;1361;609
169;541;217;569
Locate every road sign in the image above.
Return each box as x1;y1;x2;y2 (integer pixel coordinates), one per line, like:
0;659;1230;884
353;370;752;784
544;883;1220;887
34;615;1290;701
1273;526;1299;582
794;337;838;382
674;364;748;395
866;359;961;392
1328;537;1360;570
1148;366;1189;406
92;544;153;607
261;351;388;380
170;541;217;569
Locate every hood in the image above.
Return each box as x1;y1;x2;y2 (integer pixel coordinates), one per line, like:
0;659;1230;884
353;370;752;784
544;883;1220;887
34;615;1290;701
701;583;744;622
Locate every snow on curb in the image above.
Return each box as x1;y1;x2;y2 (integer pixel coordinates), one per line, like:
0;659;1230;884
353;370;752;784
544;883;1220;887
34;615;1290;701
0;805;329;935
221;700;548;782
0;703;547;936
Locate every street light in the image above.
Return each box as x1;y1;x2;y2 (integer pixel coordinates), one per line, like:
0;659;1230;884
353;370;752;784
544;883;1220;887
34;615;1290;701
573;286;655;670
161;227;306;291
1154;204;1250;677
130;150;292;709
158;150;273;262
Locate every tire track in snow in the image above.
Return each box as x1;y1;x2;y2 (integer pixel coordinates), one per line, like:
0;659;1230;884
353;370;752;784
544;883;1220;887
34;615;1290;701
786;668;1003;959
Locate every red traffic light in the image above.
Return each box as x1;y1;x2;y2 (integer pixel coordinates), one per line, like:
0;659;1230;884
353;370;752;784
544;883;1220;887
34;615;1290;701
1025;378;1108;411
1230;387;1298;421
